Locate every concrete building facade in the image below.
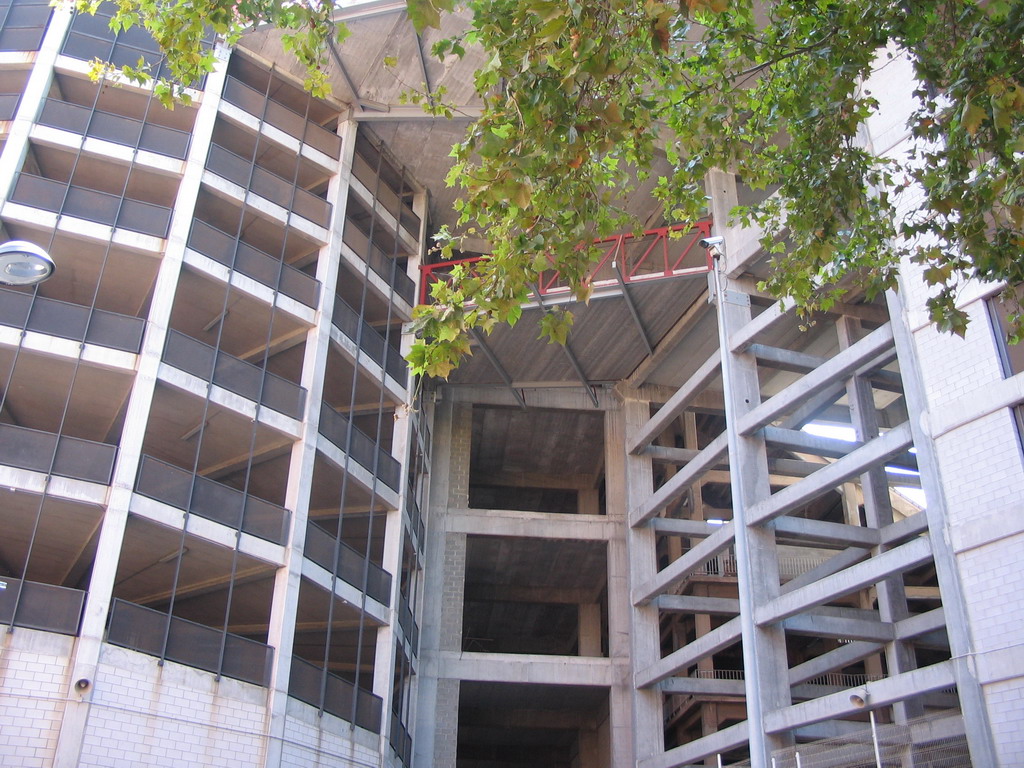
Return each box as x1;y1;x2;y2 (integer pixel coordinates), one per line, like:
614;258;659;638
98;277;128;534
0;2;1021;767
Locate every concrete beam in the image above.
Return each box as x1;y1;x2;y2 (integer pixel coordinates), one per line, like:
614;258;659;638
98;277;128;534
448;509;617;541
773;516;880;548
748;422;915;525
633;522;735;605
789;640;885;686
630;432;729;527
655;594;739;615
757;535;933;625
635;617;742;687
738;323;895;436
659;677;746;697
650;518;719;538
639;719;749;768
764;661;955;734
783;613;895;643
436;650;617;686
627;350;721;454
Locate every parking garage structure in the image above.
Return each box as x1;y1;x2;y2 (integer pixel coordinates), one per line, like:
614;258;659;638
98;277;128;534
0;4;424;765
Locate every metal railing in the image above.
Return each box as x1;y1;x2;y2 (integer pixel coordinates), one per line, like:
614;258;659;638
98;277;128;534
0;422;116;483
288;655;383;733
135;455;290;545
0;93;20;120
0;286;145;352
331;293;407;385
38;97;191;159
419;221;713;305
162;330;307;420
106;599;273;686
397;591;419;649
61;9;212;88
0;577;85;635
205;143;331;228
188;220;320;309
341;219;416;305
10;173;172;238
317;402;401;491
303;522;392;606
221;75;341;160
389;711;413;767
0;0;51;52
351;148;420;238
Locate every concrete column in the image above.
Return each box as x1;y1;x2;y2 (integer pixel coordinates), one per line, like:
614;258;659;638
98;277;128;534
260;116;359;768
614;400;660;767
708;169;791;765
0;7;72;188
413;400;471;768
52;49;230;768
838;315;922;725
579;603;603;657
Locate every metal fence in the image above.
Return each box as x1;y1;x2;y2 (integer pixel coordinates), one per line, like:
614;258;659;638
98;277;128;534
205;143;331;228
0;422;116;483
0;0;51;52
188;220;320;309
288;655;383;733
162;329;307;420
221;75;341;160
0;577;85;634
341;215;416;306
303;522;392;606
37;97;191;159
318;401;401;491
728;712;970;768
10;173;172;238
135;455;290;545
106;599;273;687
332;293;407;386
0;285;144;352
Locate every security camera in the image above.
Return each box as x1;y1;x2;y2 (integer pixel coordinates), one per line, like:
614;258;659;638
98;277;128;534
699;236;725;249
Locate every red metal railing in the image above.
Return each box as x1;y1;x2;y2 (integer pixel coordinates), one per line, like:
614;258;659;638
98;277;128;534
418;221;714;305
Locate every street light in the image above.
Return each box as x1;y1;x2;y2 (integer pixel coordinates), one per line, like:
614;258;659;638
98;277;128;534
0;240;55;286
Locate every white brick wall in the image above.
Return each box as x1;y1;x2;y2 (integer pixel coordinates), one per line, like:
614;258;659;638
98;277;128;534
985;679;1024;766
78;644;269;768
279;696;388;768
0;629;74;768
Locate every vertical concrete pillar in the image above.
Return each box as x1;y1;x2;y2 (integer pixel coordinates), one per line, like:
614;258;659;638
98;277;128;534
261;117;359;768
578;603;603;657
838;315;922;726
413;400;471;768
612;400;661;767
52;47;230;768
708;168;791;766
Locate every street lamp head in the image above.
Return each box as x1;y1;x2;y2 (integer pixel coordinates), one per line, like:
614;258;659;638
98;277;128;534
0;241;55;286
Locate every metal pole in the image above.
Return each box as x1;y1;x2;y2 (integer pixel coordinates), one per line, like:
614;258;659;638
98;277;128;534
870;710;883;768
795;752;802;768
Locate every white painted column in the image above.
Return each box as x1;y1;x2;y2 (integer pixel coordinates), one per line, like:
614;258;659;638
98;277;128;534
52;48;230;768
262;117;358;767
613;399;660;767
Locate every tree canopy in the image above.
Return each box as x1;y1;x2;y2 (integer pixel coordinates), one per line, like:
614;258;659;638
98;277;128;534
81;0;1024;378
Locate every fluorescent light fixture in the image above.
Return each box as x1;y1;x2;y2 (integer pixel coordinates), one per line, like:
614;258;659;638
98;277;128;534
706;518;725;525
0;241;55;286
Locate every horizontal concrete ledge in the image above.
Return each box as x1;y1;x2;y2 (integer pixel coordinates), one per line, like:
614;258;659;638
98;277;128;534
436;651;619;687
764;660;955;734
448;508;618;540
640;719;749;768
